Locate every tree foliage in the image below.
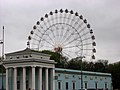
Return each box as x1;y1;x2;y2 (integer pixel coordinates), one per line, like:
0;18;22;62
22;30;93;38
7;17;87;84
107;62;120;89
41;50;68;68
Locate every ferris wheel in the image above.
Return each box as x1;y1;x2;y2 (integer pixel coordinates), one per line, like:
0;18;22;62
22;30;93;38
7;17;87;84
27;9;96;60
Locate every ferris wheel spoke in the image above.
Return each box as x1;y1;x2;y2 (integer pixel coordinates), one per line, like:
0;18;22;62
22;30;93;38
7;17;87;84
61;29;78;45
80;31;90;37
54;24;60;42
36;27;44;35
72;18;81;28
63;49;82;57
48;28;56;39
62;13;66;24
39;44;53;49
49;26;61;42
59;25;64;41
66;13;72;25
33;32;53;44
59;13;62;24
47;20;61;41
62;51;73;58
51;13;55;25
38;21;47;31
82;43;92;46
60;27;72;44
48;24;58;35
46;18;51;28
42;39;54;47
60;23;82;45
48;19;62;38
83;53;92;57
43;20;49;30
32;38;40;42
69;15;76;25
31;42;39;46
61;27;70;41
82;37;91;42
70;16;79;28
34;33;43;39
75;50;82;54
36;24;44;30
81;49;93;50
42;27;56;42
62;14;67;23
63;45;82;49
78;26;87;34
63;46;83;53
63;36;81;46
44;33;55;44
76;22;84;30
59;25;71;43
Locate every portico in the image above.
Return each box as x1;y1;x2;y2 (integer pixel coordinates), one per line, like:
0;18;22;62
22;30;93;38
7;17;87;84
3;48;56;90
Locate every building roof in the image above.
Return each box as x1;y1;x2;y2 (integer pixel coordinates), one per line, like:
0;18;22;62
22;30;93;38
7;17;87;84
5;48;51;57
55;68;111;76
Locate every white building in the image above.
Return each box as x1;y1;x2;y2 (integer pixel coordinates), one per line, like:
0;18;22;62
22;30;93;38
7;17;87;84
3;48;56;90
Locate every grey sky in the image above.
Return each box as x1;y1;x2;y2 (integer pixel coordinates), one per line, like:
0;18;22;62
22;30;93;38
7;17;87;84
0;0;120;63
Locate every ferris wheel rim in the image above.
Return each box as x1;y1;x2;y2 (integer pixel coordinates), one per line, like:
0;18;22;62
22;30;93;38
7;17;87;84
27;9;96;60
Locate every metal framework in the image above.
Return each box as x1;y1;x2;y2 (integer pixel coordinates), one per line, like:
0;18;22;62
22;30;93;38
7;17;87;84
27;9;96;61
0;26;5;90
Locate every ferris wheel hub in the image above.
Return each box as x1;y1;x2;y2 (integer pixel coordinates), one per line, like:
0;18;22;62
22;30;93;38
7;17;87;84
54;47;62;53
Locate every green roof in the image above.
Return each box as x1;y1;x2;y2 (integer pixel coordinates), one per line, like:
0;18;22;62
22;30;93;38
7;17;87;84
55;68;111;76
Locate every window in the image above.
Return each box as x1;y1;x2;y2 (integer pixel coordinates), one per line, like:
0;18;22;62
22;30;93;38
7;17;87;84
58;74;60;76
85;82;87;89
16;56;19;59
17;81;20;89
65;74;69;79
66;82;68;90
90;76;93;80
105;83;107;89
26;80;28;89
85;76;87;78
55;76;58;80
95;82;98;89
58;81;61;90
72;82;76;90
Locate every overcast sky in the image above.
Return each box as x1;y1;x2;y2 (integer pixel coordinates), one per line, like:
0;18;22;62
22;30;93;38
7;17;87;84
0;0;120;63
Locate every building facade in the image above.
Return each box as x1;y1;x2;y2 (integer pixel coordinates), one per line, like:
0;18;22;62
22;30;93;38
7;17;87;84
55;68;112;90
0;48;112;90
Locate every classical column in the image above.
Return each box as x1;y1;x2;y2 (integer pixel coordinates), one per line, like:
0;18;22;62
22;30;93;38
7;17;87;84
6;67;9;90
13;67;17;90
32;66;35;90
50;68;55;90
23;67;26;90
38;67;42;90
45;68;48;90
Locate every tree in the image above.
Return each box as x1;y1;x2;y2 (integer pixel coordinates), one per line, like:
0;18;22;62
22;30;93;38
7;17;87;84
41;50;68;68
93;60;108;72
0;57;5;73
67;58;81;70
107;62;120;89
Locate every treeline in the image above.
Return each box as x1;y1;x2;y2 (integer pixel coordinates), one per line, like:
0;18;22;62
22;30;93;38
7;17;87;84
41;50;120;90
